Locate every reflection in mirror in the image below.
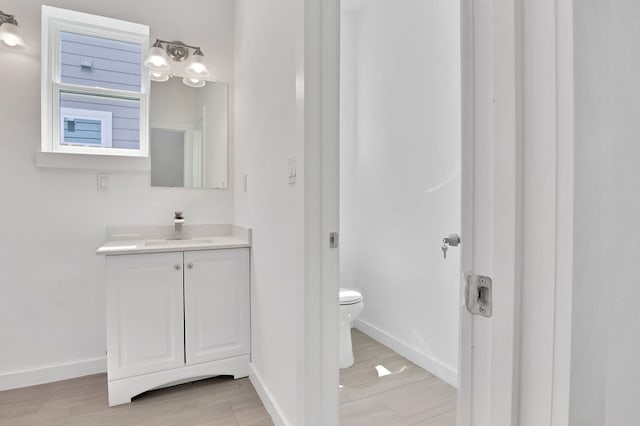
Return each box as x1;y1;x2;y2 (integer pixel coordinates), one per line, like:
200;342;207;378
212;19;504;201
149;78;228;188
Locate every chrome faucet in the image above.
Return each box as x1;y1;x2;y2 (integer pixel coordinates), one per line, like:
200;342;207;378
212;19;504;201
173;211;185;239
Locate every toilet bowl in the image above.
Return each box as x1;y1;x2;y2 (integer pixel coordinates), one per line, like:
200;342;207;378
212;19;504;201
339;288;364;369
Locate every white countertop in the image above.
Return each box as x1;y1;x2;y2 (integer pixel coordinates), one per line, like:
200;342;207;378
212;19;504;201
97;224;251;256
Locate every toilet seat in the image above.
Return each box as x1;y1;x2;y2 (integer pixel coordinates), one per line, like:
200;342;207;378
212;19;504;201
339;289;363;305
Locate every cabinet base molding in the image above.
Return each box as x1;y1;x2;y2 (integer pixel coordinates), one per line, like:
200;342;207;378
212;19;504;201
107;355;250;406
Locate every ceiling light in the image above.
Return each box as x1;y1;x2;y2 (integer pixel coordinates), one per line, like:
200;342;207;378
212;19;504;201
0;11;26;49
183;77;206;88
144;40;169;72
185;49;210;78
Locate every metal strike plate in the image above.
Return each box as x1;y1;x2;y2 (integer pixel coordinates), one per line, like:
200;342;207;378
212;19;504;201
465;274;492;317
329;232;339;248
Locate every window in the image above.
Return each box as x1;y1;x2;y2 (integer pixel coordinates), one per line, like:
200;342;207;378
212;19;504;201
41;6;149;157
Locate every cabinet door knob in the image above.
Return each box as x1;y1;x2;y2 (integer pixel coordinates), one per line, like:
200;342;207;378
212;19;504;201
175;264;182;270
188;263;194;269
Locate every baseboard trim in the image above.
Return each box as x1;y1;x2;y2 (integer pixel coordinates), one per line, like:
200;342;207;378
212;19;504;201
354;318;458;388
0;357;107;391
248;363;292;426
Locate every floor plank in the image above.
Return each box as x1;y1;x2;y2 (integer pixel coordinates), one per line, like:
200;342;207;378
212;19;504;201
0;329;455;425
0;374;272;426
340;329;457;426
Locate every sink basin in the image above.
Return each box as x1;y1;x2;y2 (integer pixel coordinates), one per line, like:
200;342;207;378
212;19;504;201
144;238;214;247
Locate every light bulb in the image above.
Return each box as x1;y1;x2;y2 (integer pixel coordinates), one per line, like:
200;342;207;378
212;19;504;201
0;22;26;49
182;77;206;88
3;35;17;46
150;71;170;82
190;63;206;74
185;50;210;78
144;44;170;72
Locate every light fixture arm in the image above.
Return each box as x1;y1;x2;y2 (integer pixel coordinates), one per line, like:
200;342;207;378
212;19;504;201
153;39;204;55
0;11;19;26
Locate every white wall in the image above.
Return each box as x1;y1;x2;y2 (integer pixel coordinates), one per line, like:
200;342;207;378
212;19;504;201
0;0;235;389
571;1;640;425
340;11;357;292
340;0;461;382
233;0;302;423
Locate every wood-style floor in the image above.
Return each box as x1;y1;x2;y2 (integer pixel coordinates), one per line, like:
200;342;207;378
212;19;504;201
0;329;455;426
0;374;273;426
340;329;457;425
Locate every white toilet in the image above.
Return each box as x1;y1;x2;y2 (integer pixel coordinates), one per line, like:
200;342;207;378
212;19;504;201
339;288;364;369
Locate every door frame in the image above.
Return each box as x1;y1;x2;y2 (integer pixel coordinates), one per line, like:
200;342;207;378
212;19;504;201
458;0;523;424
305;0;523;425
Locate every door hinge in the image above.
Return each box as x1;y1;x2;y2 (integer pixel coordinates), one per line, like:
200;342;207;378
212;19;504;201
329;232;339;248
465;274;492;317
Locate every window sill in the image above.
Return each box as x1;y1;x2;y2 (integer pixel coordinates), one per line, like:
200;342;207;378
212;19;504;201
36;151;150;172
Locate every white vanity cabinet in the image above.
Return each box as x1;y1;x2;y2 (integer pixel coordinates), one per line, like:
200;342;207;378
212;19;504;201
184;249;250;365
106;252;185;380
105;248;250;406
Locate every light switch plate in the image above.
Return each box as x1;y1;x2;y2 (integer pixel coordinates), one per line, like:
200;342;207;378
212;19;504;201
243;173;248;193
97;173;109;192
288;157;297;185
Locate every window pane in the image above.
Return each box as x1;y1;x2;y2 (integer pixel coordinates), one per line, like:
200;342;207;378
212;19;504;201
60;91;140;150
60;31;142;92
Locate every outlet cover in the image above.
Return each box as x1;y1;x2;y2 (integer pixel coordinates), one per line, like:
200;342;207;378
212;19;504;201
97;173;109;192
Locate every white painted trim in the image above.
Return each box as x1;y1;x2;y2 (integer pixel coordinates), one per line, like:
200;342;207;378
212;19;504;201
301;0;340;425
0;357;106;391
320;0;341;423
41;5;148;36
36;151;150;171
487;0;523;424
458;0;523;424
354;319;458;388
457;0;475;423
550;0;574;424
248;363;292;426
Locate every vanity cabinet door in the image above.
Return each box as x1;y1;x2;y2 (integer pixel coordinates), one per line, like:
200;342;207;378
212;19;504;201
184;248;250;365
106;252;185;380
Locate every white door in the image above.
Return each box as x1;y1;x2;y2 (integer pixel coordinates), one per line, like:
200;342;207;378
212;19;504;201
457;0;520;425
184;248;250;365
106;252;185;380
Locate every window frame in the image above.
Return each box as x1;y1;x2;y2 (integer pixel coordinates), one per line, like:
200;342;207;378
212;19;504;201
41;6;150;157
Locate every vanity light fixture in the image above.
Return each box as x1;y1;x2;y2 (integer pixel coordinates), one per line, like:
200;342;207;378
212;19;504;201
0;10;26;49
144;39;210;87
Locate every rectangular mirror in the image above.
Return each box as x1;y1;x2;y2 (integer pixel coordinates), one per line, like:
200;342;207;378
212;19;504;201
149;79;228;188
